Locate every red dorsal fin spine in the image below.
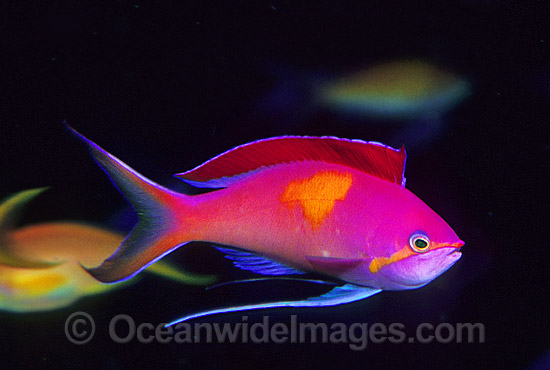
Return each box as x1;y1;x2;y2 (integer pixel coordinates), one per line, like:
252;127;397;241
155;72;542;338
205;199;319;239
175;136;407;187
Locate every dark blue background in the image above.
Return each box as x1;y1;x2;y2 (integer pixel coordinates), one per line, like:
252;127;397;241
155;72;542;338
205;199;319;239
0;1;548;369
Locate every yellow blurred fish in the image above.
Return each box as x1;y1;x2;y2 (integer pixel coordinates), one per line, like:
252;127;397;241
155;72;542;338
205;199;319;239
317;59;471;119
260;59;471;125
0;188;216;312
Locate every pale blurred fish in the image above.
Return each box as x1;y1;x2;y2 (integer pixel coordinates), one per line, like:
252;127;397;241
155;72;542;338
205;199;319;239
0;188;216;312
317;59;471;120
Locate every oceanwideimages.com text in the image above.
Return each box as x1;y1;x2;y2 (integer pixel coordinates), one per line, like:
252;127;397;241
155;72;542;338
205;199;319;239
65;312;485;350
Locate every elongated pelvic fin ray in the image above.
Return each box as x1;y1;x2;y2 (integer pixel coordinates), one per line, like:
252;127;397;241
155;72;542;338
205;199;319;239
165;284;381;327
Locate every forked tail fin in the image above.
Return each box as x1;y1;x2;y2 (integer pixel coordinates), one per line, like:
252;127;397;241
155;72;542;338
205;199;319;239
69;127;192;283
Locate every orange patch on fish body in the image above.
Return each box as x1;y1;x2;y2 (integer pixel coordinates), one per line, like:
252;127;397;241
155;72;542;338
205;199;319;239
281;171;353;228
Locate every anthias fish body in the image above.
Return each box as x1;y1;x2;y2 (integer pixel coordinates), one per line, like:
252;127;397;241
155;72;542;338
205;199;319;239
0;188;215;312
174;161;459;290
72;130;463;323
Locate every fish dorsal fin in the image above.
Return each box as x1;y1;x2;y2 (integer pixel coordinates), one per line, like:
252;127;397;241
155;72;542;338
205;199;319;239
175;136;407;188
215;246;306;276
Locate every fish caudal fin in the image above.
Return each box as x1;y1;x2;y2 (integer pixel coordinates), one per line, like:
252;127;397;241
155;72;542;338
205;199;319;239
69;127;192;283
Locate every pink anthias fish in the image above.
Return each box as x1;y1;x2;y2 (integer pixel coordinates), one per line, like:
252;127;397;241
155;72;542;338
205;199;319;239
71;128;464;326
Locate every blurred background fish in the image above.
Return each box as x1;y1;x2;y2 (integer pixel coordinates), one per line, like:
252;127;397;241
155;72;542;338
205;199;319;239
0;188;216;312
317;60;471;120
258;59;471;150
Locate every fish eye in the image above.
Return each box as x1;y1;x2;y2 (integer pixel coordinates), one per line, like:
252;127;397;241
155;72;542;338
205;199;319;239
409;232;430;253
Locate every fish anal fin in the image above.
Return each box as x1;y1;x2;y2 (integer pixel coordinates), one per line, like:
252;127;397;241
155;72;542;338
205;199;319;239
215;247;306;276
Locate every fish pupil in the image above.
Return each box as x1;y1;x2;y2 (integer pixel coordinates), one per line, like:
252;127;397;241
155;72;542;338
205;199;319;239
415;239;428;249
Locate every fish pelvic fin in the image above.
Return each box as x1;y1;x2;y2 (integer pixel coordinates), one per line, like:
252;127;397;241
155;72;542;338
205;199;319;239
166;284;381;326
69;127;193;283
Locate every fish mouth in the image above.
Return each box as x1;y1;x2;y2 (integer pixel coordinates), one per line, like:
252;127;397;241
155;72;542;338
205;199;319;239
442;247;462;262
380;240;464;289
442;239;465;249
448;248;462;256
438;240;464;264
445;239;464;257
435;239;464;256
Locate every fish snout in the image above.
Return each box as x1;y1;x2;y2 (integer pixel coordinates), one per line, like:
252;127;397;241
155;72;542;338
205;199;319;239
449;239;465;252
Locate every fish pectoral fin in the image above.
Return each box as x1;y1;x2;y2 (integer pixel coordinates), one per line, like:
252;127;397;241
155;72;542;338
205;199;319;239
305;255;368;274
165;283;381;327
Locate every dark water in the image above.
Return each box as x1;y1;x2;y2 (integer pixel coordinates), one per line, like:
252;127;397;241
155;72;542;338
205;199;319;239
1;1;548;369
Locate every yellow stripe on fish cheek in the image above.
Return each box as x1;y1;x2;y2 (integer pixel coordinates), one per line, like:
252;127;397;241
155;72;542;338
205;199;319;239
281;171;353;229
369;247;414;273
